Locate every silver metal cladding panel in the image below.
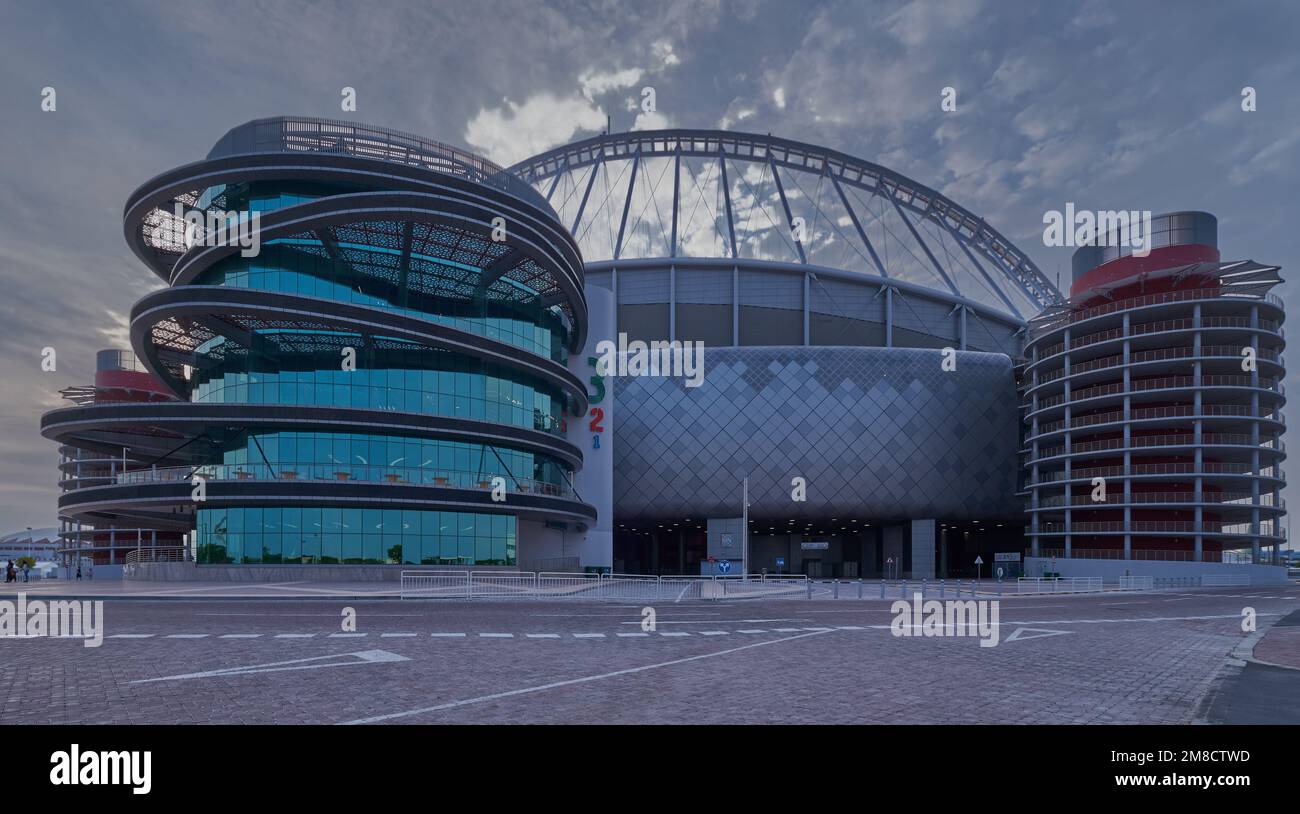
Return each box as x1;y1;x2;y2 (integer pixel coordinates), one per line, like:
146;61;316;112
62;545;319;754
613;346;1022;520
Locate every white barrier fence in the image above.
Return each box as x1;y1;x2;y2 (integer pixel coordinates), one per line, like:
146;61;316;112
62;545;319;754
1118;575;1155;590
401;571;1251;600
400;571;809;601
1201;573;1251;587
1017;576;1104;594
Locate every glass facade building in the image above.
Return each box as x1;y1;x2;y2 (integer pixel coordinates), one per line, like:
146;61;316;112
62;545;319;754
43;117;595;567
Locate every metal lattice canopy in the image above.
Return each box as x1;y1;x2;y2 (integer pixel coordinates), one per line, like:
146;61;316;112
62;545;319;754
511;129;1064;319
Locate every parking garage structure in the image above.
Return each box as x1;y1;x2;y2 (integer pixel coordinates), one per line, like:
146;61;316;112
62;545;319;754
1022;212;1286;565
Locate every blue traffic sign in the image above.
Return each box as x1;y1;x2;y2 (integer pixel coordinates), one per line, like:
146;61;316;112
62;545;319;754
717;559;731;574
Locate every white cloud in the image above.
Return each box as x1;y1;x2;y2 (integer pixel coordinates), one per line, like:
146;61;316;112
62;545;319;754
884;0;983;47
580;67;644;100
773;86;786;109
1070;0;1118;30
719;107;755;129
652;40;680;67
465;93;607;165
631;110;672;131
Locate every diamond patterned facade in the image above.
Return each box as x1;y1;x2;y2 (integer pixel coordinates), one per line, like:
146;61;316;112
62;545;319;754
613;346;1022;521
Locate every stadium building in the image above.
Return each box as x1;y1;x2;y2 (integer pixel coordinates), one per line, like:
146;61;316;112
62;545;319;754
39;117;1287;580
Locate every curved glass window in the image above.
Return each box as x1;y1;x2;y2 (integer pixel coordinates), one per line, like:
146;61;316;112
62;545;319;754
198;242;568;362
214;431;572;491
198;180;362;216
192;336;566;435
196;506;515;565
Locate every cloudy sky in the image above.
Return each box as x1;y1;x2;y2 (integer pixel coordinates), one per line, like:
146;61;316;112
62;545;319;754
0;0;1297;536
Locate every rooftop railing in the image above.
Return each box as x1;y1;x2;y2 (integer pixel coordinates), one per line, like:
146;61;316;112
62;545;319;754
206;116;552;212
1030;287;1284;338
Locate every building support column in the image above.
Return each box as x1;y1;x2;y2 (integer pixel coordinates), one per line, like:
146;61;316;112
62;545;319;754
910;518;936;579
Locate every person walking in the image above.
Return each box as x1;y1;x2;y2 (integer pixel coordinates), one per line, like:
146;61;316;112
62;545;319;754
21;562;29;583
5;561;14;583
75;561;82;580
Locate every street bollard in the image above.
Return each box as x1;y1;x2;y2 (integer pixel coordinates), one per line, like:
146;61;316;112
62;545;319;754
899;581;906;599
880;579;886;599
833;579;840;599
921;579;927;598
806;579;812;600
940;579;945;598
858;579;863;599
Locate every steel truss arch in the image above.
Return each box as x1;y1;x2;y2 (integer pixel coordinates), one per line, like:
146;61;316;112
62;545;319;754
509;129;1062;314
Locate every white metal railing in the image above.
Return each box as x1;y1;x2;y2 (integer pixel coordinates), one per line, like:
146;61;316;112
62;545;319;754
1201;573;1251;587
1017;576;1104;594
400;570;810;601
400;570;472;599
115;462;576;498
121;547;191;579
1118;575;1155;590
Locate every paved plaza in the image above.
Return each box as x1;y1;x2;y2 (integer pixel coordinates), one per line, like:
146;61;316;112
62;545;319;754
0;584;1297;724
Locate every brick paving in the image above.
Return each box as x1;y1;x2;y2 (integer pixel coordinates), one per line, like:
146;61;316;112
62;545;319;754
0;587;1296;724
1251;608;1300;669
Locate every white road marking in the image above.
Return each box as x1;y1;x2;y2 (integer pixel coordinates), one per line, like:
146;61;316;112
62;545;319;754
1003;627;1072;642
330;632;368;638
132;650;409;684
573;633;605;638
853;612;1281;631
380;633;418;638
736;629;767;634
275;633;315;638
479;633;513;638
164;634;209;639
699;631;728;636
659;632;690;637
619;618;801;625
430;633;466;638
109;634;154;639
339;630;837;724
617;632;649;637
219;634;262;639
526;633;560;639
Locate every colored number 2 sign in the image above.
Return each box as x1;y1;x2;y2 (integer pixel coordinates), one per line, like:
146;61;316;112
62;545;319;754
586;356;607;449
589;407;605;448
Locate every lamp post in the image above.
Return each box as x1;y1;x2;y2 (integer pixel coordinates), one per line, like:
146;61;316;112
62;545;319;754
741;477;749;580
